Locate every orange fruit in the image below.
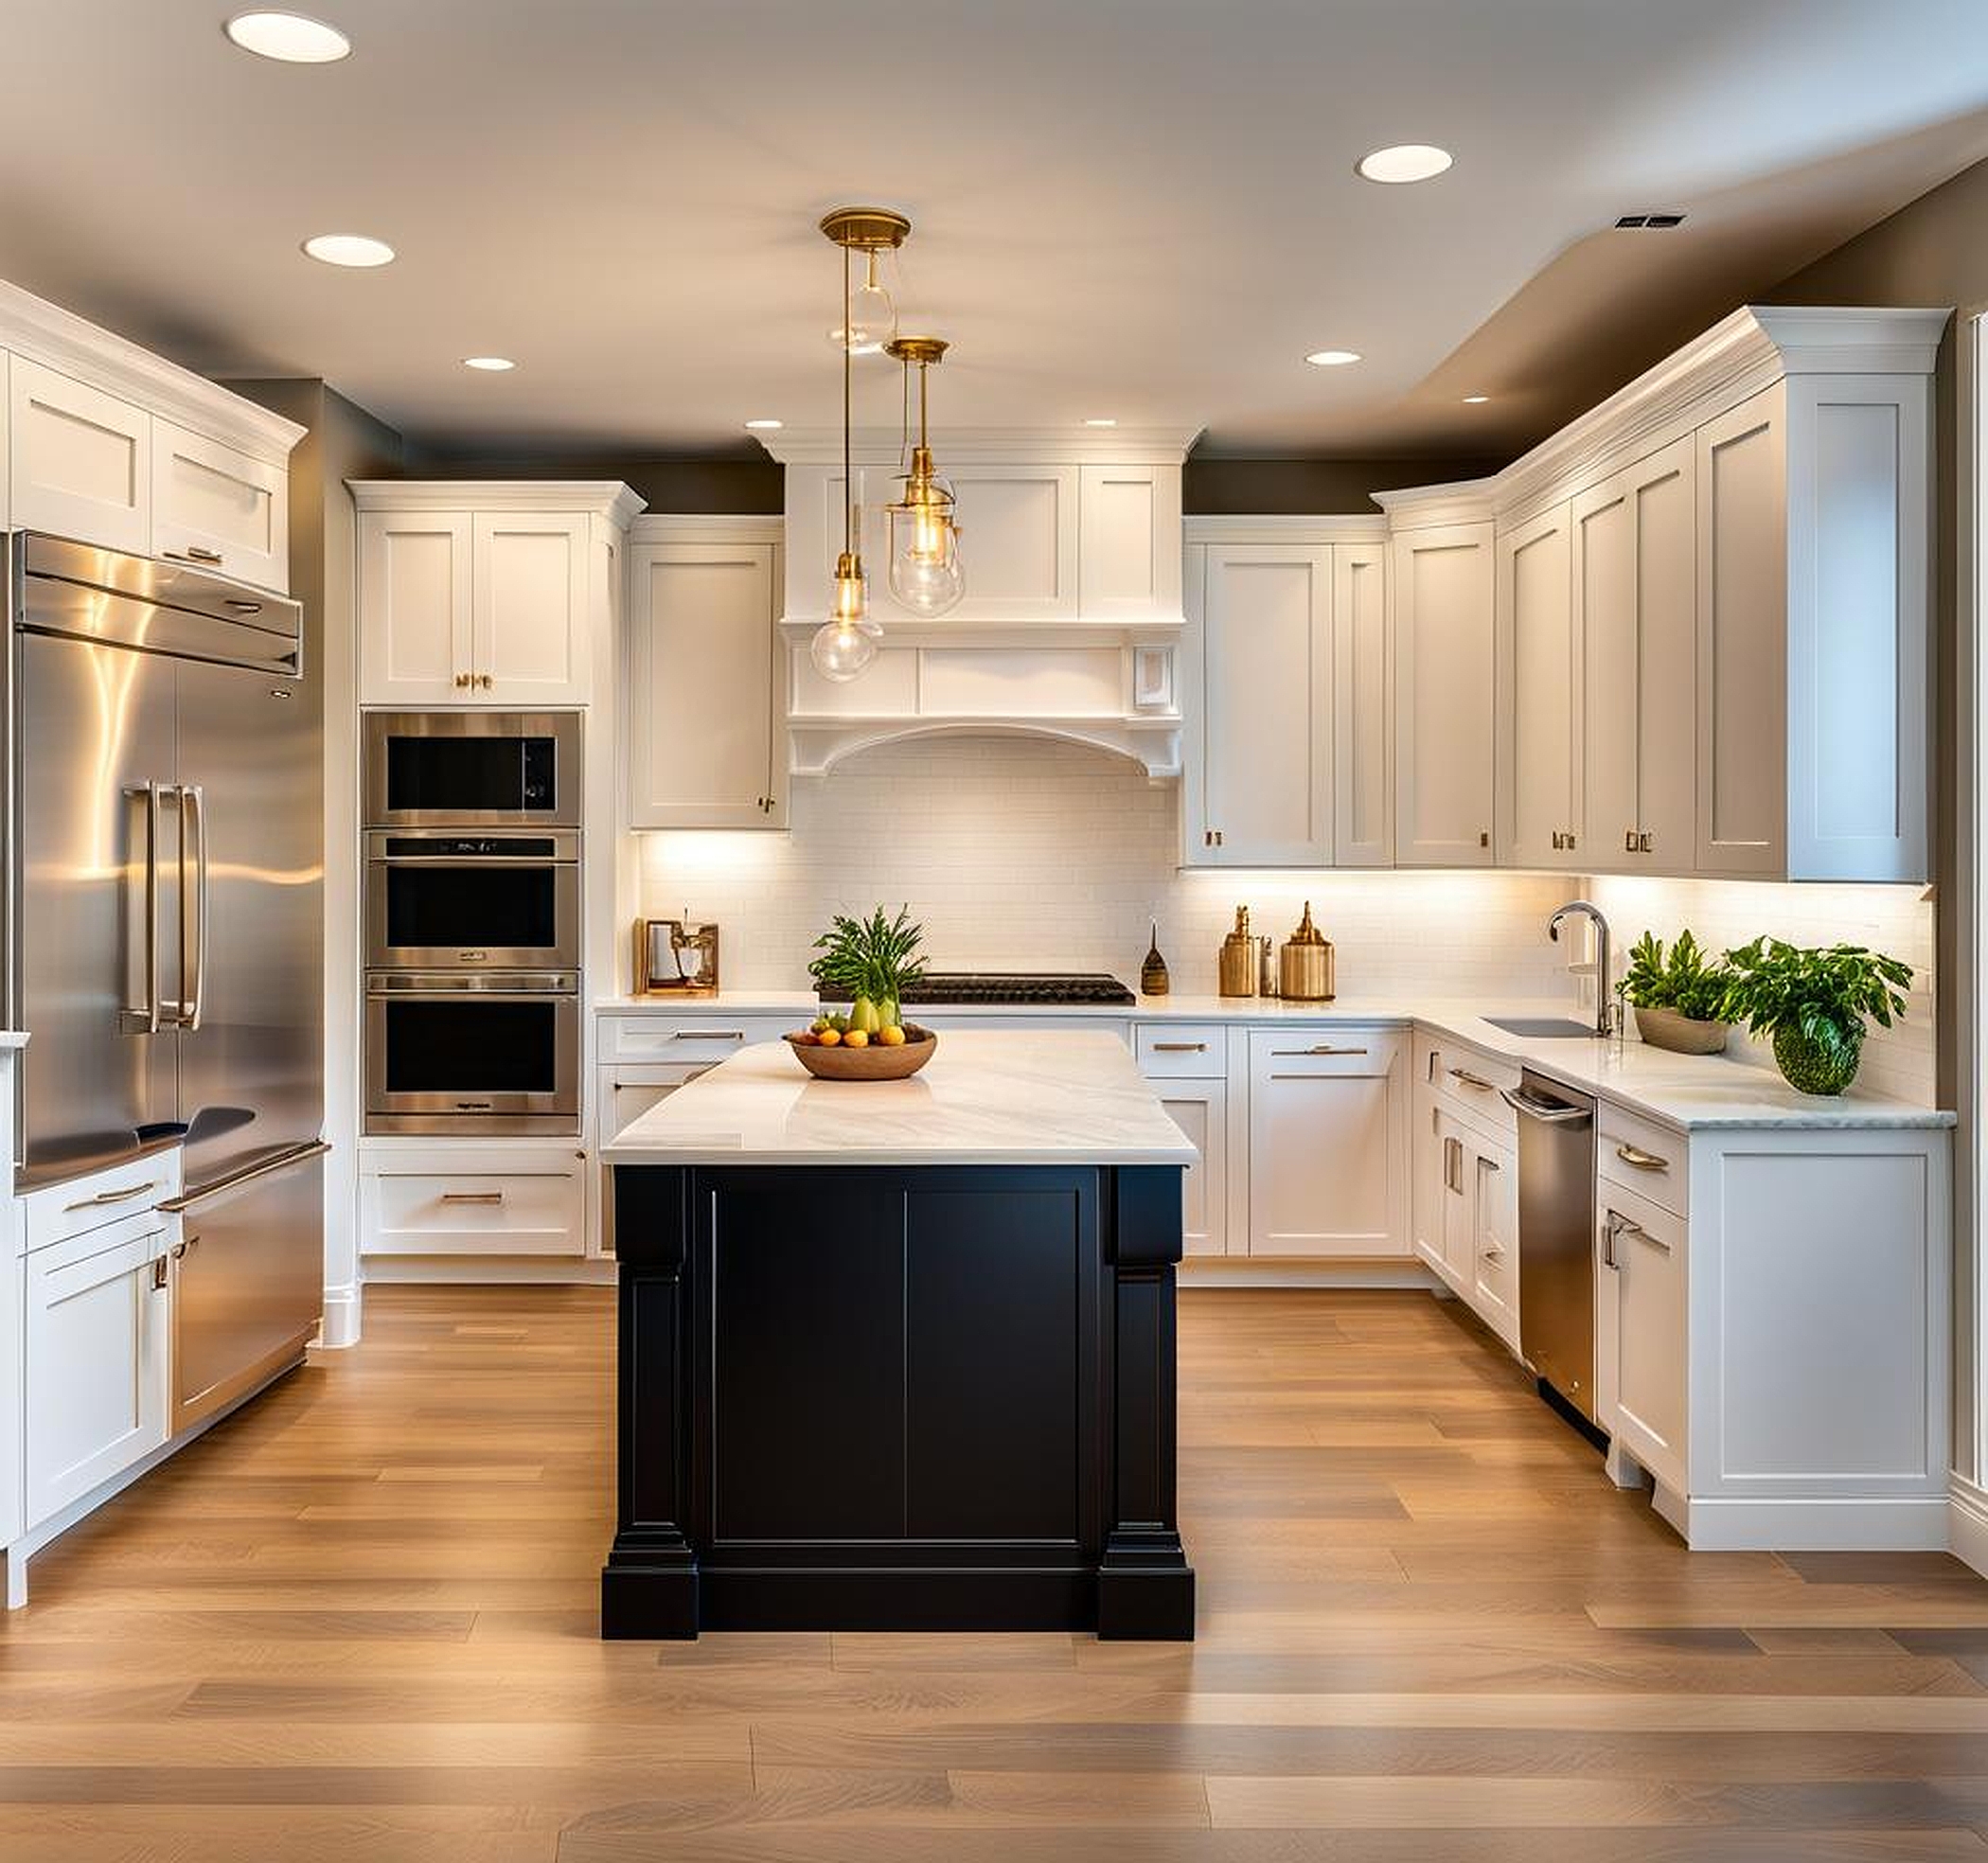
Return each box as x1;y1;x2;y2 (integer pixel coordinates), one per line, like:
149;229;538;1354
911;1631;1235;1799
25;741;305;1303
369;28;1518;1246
817;1027;842;1046
843;1029;870;1049
879;1025;907;1047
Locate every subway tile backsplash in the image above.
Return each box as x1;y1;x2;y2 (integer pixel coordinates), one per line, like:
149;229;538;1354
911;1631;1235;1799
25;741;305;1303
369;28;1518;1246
637;735;1937;1106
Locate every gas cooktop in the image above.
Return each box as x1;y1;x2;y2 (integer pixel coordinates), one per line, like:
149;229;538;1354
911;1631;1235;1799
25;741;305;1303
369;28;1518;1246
888;972;1137;1007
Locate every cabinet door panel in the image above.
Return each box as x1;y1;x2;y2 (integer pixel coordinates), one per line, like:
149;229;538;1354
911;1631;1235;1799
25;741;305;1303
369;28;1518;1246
1079;463;1180;620
1470;1141;1519;1345
1333;541;1392;866
10;357;151;555
1247;1033;1406;1257
358;510;473;704
151;419;289;594
1575;475;1638;866
472;512;590;703
1696;386;1787;875
1158;1078;1226;1257
1603;1190;1686;1493
1497;503;1578;869
1201;544;1332;865
1393;523;1495;865
628;541;779;828
1632;443;1697;868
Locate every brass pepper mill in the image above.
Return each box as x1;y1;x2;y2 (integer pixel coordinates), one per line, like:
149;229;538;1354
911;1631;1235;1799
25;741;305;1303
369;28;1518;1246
1140;920;1171;998
1258;935;1278;998
1217;906;1256;998
1278;900;1337;1002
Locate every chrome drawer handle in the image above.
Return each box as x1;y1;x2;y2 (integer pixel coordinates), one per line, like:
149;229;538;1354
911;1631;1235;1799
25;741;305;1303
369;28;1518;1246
441;1191;506;1206
670;1030;744;1041
64;1180;157;1213
1276;1044;1368;1057
1615;1142;1671;1172
1151;1041;1208;1053
1448;1067;1496;1090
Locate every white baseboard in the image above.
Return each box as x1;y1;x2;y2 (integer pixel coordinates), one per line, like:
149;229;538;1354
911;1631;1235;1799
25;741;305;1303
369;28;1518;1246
1660;1488;1951;1552
1180;1259;1440;1290
1949;1474;1988;1576
362;1255;617;1286
319;1281;362;1349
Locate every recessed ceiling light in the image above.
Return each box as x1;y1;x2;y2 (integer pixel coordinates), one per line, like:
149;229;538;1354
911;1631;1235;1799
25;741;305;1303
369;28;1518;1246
462;356;515;372
1083;417;1118;428
1357;144;1453;185
743;418;784;430
224;10;350;62
1462;394;1490;404
1305;349;1362;367
302;233;394;268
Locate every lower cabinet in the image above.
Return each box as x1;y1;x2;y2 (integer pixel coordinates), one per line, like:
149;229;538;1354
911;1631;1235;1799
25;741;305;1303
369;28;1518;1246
1467;1135;1518;1346
1155;1077;1228;1257
23;1208;171;1529
361;1144;587;1258
1595;1181;1687;1495
1246;1030;1407;1256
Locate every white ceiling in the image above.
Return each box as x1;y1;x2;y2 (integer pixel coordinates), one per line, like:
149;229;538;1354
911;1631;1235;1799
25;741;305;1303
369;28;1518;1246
3;0;1986;459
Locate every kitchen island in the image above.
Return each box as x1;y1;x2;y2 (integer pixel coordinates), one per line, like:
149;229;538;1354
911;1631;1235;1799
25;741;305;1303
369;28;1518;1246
599;1029;1198;1640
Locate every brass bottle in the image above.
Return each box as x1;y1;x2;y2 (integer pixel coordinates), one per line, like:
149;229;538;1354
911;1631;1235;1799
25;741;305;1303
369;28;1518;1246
1278;900;1336;1002
1140;920;1171;998
1217;906;1256;998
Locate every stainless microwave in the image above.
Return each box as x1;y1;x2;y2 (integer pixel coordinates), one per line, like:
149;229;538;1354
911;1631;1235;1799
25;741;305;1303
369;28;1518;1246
363;711;582;828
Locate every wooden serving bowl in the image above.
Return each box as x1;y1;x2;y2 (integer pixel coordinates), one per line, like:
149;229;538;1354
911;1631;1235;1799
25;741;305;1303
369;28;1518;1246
785;1026;938;1081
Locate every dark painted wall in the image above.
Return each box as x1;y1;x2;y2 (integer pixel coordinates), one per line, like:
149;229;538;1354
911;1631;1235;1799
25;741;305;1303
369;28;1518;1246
400;448;783;515
1181;455;1509;515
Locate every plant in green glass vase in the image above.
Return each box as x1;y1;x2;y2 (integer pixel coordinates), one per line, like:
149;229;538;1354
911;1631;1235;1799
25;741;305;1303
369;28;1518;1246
1717;937;1912;1096
1616;930;1733;1055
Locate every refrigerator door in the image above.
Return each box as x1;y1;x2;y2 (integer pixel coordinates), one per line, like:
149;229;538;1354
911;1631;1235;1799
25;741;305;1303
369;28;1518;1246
172;656;324;1192
11;630;185;1182
163;1141;327;1432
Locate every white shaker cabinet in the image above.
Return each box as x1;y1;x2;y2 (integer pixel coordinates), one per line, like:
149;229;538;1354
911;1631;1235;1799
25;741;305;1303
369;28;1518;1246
1156;1077;1228;1258
1574;437;1695;870
471;511;592;704
1595;1181;1688;1497
357;509;475;704
1078;461;1182;622
1245;1030;1407;1257
151;418;290;594
1495;502;1580;869
1393;522;1495;866
1188;541;1333;865
1332;541;1393;866
625;525;785;829
9;356;151;556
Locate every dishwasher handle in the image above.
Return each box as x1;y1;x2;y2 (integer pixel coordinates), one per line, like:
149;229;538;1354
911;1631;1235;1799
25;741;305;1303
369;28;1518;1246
1499;1085;1593;1127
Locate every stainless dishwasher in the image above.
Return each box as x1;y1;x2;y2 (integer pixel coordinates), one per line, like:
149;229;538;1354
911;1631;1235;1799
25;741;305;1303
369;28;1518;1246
1501;1072;1598;1424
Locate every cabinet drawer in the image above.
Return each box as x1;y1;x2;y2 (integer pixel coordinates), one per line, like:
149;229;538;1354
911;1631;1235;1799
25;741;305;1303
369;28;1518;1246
1135;1024;1227;1077
364;1162;584;1257
598;1013;793;1064
1417;1032;1520;1139
23;1151;180;1257
151;418;289;594
1598;1100;1688;1216
1249;1028;1404;1077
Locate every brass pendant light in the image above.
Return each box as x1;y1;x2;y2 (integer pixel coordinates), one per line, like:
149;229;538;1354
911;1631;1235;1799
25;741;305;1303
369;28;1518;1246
811;207;910;683
884;336;964;617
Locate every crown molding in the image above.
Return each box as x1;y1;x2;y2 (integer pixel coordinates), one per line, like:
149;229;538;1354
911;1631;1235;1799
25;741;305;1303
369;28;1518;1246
630;513;782;544
1184;513;1388;546
0;278;305;465
347;479;648;524
756;425;1203;467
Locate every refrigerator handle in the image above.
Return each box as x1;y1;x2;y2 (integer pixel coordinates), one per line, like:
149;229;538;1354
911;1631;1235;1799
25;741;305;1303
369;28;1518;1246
122;781;164;1035
177;785;208;1032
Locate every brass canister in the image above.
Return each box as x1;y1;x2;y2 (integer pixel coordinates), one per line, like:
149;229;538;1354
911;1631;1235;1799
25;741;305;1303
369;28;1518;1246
1217;906;1256;998
1278;901;1336;1002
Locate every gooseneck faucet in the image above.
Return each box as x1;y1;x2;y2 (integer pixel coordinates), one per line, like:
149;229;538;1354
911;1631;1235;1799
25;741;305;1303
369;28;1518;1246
1549;900;1614;1037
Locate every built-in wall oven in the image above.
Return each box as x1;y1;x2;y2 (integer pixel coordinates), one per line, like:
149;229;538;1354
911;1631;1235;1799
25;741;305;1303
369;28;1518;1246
365;971;580;1135
365;829;580;971
364;711;581;828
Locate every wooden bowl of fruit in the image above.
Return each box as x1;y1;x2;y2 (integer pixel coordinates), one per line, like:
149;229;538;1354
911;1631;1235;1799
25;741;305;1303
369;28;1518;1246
787;1019;937;1080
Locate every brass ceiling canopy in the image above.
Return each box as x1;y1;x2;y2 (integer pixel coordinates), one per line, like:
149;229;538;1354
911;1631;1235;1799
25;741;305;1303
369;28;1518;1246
819;206;912;253
885;335;949;366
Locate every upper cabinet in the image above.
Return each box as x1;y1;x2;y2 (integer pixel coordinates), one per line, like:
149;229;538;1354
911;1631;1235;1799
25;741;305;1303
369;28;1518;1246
0;281;303;588
625;520;785;829
351;485;642;709
1392;521;1496;867
1331;542;1392;867
1495;502;1580;870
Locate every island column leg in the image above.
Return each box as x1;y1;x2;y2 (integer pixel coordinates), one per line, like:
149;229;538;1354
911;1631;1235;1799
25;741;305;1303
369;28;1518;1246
1099;1164;1196;1640
601;1165;701;1638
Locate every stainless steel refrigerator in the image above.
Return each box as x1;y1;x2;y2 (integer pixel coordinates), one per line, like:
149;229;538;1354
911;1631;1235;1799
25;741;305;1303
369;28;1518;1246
4;531;326;1429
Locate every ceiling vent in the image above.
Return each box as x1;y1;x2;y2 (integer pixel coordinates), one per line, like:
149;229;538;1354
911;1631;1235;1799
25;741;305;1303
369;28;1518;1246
1614;212;1687;229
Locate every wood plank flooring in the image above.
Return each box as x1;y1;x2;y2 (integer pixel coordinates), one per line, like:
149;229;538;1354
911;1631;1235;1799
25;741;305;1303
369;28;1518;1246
6;1284;1988;1861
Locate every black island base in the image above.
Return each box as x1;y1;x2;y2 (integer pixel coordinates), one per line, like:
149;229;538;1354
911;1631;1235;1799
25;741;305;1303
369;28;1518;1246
600;1162;1195;1641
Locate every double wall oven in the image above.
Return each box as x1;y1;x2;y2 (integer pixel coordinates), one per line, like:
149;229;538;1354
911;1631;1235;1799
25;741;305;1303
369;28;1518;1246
363;714;583;1136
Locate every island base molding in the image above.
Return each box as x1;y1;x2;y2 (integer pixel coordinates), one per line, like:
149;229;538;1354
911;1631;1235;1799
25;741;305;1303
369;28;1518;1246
602;1161;1195;1641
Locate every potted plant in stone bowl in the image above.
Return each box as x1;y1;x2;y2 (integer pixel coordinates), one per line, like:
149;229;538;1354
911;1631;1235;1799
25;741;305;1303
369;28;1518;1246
1618;930;1733;1056
1717;937;1913;1096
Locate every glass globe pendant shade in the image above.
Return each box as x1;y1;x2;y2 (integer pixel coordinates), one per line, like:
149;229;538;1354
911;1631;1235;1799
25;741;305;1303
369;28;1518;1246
888;491;964;617
810;551;878;681
827;252;896;356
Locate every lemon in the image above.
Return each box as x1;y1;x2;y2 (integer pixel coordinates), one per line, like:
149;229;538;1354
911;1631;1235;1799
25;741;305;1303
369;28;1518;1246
879;1025;907;1047
843;1029;870;1049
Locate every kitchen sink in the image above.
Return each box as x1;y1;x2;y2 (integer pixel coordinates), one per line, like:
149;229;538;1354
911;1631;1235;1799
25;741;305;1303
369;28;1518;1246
1482;1016;1605;1038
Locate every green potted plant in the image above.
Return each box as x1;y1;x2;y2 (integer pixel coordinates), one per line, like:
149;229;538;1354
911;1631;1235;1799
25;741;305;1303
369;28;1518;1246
808;905;928;1036
1718;937;1913;1096
1618;930;1733;1056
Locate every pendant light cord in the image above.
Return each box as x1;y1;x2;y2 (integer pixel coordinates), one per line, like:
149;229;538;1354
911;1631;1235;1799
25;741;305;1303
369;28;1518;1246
843;240;854;561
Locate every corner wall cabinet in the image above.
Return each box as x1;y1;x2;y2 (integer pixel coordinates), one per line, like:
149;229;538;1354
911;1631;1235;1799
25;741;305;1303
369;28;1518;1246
1392;521;1497;867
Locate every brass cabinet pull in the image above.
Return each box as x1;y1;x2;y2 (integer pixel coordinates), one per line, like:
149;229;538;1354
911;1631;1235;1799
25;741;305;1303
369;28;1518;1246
441;1191;506;1206
1151;1041;1208;1053
1479;829;1490;848
151;1255;170;1290
1624;827;1638;853
670;1030;744;1041
1615;1142;1670;1172
1443;1134;1463;1194
64;1180;157;1213
1448;1067;1496;1090
454;671;471;688
1277;1044;1367;1056
1481;1242;1505;1262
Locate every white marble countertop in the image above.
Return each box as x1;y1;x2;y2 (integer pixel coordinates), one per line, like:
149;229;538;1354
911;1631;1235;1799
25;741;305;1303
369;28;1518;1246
595;990;1946;1133
604;1029;1199;1167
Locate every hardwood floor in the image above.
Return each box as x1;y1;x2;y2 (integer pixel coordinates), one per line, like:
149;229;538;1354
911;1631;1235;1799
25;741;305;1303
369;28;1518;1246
7;1285;1988;1861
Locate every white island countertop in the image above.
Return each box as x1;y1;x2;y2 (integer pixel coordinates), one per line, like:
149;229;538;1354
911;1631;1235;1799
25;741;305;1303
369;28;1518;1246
604;1029;1199;1168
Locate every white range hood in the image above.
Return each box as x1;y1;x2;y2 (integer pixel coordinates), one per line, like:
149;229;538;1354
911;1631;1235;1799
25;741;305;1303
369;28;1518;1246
755;426;1200;778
